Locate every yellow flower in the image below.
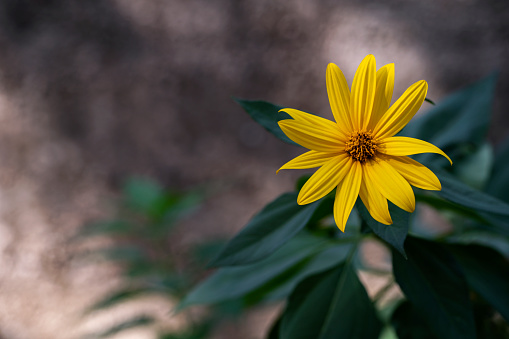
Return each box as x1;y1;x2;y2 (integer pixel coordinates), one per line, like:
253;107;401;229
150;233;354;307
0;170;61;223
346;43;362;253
277;54;452;232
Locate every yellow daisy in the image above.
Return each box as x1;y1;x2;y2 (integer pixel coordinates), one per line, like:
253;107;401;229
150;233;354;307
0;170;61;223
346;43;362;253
277;54;452;232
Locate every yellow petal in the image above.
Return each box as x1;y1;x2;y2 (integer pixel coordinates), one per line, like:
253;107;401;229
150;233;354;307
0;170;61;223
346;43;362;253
363;158;415;213
280;108;346;139
367;63;394;131
351;55;376;131
277;150;339;174
278;120;345;153
298;154;351;205
326;63;353;135
377;136;452;165
359;171;392;225
333;160;362;232
373;80;427;139
379;155;441;191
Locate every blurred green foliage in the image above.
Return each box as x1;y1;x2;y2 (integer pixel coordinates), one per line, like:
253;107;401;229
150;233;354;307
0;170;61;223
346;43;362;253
78;178;224;339
181;74;509;339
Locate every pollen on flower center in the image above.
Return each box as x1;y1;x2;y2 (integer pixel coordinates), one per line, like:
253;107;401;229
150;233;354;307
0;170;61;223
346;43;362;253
345;131;378;162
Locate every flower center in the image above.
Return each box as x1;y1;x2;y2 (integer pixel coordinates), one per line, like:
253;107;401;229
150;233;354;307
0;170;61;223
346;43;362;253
345;131;377;162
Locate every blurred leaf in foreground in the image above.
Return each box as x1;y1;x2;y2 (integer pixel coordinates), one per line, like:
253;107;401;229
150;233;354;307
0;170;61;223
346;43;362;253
279;246;382;339
80;177;214;339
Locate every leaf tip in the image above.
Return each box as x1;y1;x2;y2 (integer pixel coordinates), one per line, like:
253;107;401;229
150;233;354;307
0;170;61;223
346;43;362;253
173;301;188;313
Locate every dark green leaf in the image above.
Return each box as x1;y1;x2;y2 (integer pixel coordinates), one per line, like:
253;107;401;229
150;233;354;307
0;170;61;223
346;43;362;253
403;73;497;153
415;192;488;224
192;239;227;266
391;300;439;339
473;213;509;237
447;231;509;257
245;242;354;304
472;311;509;339
447;244;509;322
234;98;298;146
209;193;320;267
306;196;334;228
454;142;493;190
267;315;282;339
434;169;509;216
356;200;410;258
295;174;311;191
415;189;509;238
486;136;509;202
179;234;339;309
279;256;382;339
212;299;248;317
392;236;475;339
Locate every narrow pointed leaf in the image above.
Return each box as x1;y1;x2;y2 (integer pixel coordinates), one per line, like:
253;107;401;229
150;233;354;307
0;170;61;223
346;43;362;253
477;212;509;236
391;301;439;339
434;169;509;216
415;192;487;223
392;236;475;339
210;192;320;267
446;231;509;257
486;136;509;202
246;242;354;303
415;190;509;237
234;98;299;146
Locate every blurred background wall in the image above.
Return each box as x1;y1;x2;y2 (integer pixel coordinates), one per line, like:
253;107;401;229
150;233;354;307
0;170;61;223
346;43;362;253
0;0;507;338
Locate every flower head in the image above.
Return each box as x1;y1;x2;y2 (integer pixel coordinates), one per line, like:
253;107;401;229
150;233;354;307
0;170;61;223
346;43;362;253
277;55;451;231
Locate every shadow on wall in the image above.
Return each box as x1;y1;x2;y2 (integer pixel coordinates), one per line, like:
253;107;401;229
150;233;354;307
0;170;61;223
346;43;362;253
0;1;507;191
0;0;328;192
